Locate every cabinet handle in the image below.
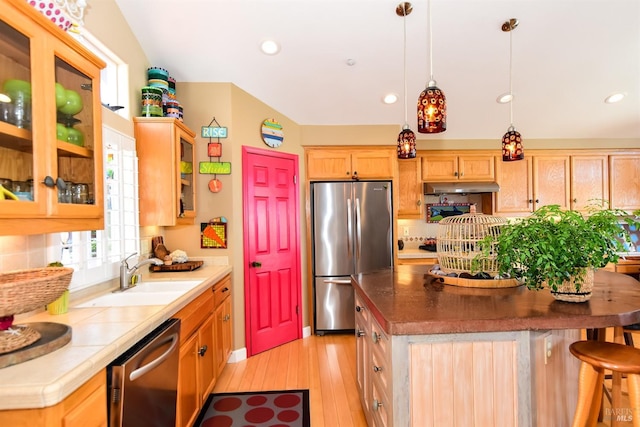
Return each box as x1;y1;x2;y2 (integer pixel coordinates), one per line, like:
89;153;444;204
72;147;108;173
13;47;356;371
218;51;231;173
355;305;364;313
251;261;262;267
357;330;365;337
372;331;380;343
373;365;383;373
417;200;421;206
198;345;208;356
222;287;229;293
573;198;578;203
454;171;458;177
43;176;66;190
373;399;383;411
224;314;231;322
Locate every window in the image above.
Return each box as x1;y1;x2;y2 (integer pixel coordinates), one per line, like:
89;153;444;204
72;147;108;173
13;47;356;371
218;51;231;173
70;29;130;119
50;126;139;291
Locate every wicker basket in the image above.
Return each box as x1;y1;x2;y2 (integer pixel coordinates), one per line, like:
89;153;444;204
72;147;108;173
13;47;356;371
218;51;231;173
436;213;508;276
0;267;73;317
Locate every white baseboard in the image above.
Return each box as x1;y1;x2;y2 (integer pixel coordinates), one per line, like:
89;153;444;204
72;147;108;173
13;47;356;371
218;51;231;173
228;347;247;363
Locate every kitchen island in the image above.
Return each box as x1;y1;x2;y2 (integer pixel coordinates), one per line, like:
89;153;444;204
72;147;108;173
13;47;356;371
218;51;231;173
352;265;640;427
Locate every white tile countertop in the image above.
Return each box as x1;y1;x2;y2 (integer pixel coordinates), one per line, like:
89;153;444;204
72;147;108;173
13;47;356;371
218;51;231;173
0;264;232;410
397;249;439;259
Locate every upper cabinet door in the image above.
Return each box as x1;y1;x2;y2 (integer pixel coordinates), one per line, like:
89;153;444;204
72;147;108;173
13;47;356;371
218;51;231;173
0;1;105;235
610;155;640;210
532;155;570;210
570;155;608;212
494;156;533;215
421;154;458;181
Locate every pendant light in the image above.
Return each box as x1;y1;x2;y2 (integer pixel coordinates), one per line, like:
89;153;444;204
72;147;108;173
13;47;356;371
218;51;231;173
396;2;416;159
501;18;524;162
417;0;446;133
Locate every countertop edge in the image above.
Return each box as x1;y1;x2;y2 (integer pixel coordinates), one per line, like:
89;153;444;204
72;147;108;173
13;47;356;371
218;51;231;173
0;265;232;410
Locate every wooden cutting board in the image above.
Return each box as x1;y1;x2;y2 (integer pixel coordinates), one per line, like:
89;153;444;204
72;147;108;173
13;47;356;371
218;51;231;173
149;260;203;272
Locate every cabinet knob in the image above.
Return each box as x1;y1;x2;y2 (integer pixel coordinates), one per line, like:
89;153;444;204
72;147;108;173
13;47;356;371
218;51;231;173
357;329;365;337
373;365;383;373
573;198;578;203
43;176;66;189
355;305;364;313
224;314;231;322
528;199;533;204
372;331;380;343
454;171;458;177
198;345;208;356
535;199;540;204
372;399;383;411
222;287;229;293
417;200;421;206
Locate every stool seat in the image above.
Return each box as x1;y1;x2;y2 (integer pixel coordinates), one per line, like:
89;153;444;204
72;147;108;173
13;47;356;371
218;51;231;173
569;340;640;427
570;340;640;374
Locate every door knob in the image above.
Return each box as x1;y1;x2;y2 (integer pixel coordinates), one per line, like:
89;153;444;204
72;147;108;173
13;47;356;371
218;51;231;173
251;261;262;267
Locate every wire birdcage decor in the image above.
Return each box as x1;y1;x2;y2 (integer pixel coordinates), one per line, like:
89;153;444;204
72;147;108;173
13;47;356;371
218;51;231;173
436;213;508;276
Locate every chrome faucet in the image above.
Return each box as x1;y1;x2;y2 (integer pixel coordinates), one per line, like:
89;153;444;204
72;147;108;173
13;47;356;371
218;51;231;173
119;253;163;291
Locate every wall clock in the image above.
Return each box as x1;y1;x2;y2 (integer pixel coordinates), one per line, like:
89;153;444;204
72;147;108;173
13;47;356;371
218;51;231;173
261;118;284;148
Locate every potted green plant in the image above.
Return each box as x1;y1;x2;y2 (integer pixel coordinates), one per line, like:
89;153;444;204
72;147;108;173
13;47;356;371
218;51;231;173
472;203;640;302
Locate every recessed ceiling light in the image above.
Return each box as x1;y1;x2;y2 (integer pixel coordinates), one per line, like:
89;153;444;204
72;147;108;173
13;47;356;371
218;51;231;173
604;92;625;104
260;40;280;55
346;59;356;66
383;93;398;104
497;92;513;104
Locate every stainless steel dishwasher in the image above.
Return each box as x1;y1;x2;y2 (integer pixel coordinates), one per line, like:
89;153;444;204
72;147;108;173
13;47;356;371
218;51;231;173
107;318;180;427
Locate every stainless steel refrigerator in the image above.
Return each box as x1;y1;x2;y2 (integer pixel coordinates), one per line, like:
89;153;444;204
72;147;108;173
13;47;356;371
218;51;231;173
311;181;393;334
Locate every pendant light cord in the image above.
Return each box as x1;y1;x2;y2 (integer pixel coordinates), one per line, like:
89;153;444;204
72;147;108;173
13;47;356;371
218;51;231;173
403;7;408;126
509;28;514;127
428;0;434;81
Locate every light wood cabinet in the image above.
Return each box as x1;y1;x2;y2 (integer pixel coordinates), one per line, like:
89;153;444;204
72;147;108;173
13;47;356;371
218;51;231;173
0;0;105;235
494;154;570;215
397;157;423;218
175;274;232;427
610;154;640;210
176;284;215;427
421;153;494;182
213;275;232;376
570;154;609;211
0;369;107;427
355;293;392;427
134;117;196;226
306;147;395;180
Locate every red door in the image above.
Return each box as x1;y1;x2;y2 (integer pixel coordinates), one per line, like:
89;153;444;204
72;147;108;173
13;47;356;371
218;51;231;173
242;146;301;356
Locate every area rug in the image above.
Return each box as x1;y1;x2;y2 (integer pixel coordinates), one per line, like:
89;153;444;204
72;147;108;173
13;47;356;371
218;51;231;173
195;389;310;427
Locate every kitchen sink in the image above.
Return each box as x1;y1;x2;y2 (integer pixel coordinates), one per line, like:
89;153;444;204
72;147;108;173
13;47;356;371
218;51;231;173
75;291;185;308
125;280;203;293
74;280;204;308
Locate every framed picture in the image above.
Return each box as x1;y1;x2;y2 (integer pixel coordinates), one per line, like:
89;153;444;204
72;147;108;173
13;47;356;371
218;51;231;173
426;203;471;223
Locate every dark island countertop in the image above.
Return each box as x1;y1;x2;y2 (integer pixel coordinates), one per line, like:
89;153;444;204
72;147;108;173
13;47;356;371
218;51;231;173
351;265;640;335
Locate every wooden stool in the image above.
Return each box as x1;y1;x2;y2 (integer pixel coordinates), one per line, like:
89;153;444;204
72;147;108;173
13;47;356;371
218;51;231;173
569;340;640;427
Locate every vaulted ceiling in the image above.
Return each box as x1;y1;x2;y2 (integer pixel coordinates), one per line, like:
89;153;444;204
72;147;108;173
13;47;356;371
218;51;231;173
114;0;640;140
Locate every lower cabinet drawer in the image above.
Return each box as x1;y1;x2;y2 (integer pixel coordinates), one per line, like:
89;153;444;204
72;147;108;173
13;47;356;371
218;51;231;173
371;375;391;427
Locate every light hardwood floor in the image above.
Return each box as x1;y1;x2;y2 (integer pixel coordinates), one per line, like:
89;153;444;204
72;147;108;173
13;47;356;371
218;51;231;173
214;332;638;427
213;333;367;427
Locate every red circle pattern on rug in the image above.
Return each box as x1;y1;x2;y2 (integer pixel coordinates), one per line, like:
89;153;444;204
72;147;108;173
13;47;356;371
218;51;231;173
200;391;304;427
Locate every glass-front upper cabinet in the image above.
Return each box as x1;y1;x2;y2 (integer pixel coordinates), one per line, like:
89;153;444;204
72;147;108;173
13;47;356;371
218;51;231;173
0;0;105;235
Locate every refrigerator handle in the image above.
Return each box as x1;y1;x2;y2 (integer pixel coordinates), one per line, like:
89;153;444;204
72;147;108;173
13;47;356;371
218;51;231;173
355;197;362;260
347;197;353;258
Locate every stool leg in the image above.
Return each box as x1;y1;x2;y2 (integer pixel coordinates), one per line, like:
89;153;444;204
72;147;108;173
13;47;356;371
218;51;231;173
573;361;605;427
627;373;640;427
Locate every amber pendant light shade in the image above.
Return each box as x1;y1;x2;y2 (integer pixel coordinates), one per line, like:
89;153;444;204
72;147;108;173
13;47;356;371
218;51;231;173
502;126;524;161
397;125;416;159
418;81;446;133
500;18;524;162
396;2;416;159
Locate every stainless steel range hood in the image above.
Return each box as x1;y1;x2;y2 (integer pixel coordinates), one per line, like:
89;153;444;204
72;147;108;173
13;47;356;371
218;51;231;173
423;182;500;195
